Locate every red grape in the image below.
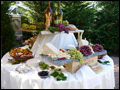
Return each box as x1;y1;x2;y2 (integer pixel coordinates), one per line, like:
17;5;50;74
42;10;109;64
92;44;103;52
54;23;70;34
80;45;92;56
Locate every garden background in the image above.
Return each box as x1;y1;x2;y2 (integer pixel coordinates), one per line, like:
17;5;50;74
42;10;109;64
1;1;119;57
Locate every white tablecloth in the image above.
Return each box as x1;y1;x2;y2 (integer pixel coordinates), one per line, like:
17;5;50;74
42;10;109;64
1;52;115;89
31;32;78;58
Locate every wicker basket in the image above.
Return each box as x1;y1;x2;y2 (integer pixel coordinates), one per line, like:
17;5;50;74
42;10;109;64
10;54;34;62
9;47;34;62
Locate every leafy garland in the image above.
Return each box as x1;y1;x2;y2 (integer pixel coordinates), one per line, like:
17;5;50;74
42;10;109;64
49;26;58;33
98;60;110;64
50;69;67;81
8;59;23;65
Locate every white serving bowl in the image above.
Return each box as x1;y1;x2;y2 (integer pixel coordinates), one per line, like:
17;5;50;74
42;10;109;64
26;59;41;67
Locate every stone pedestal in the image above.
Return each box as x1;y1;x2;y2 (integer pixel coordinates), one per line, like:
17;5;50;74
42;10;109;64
10;14;23;40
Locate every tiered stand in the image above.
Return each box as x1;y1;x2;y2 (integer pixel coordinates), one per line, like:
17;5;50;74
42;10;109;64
20;28;38;33
20;28;107;74
36;29;107;74
20;28;38;46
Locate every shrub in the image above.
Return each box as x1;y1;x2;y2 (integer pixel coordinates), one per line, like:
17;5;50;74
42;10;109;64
1;1;16;57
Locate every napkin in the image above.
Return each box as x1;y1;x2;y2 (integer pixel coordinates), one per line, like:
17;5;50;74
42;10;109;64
98;55;111;65
75;65;100;89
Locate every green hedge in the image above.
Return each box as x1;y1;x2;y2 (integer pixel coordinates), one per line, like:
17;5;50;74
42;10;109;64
21;1;119;55
1;1;119;56
1;1;16;57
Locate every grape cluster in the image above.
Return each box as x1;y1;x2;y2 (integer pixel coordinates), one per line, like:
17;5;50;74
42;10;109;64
54;23;70;34
80;45;92;56
92;44;103;52
29;25;36;30
68;48;84;64
22;23;29;29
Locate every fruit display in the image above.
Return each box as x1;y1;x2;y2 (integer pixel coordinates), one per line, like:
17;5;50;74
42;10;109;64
80;45;92;56
22;22;45;31
29;25;36;30
63;20;69;26
68;48;84;64
9;47;34;62
22;20;78;34
54;23;70;34
22;23;29;29
92;44;103;52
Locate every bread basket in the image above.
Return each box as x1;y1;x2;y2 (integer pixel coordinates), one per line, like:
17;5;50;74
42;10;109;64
9;47;34;62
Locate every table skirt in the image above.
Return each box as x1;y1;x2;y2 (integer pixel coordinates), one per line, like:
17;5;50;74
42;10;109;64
1;52;115;89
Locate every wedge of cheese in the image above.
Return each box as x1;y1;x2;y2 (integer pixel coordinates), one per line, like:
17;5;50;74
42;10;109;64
42;43;59;56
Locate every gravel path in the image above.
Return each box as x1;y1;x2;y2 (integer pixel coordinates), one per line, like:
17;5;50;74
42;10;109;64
110;56;119;89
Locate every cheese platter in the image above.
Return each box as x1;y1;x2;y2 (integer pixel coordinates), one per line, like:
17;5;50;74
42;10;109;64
39;50;107;66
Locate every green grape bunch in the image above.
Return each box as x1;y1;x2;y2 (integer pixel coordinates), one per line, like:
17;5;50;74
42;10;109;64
22;23;29;29
29;25;36;30
68;48;84;64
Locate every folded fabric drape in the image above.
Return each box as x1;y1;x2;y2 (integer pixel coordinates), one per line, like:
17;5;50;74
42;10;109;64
31;32;78;58
1;51;115;89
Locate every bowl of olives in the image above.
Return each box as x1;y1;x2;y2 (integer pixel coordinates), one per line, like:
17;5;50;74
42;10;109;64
38;71;49;78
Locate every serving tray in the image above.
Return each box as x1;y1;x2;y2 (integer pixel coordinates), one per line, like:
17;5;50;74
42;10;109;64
39;50;107;66
20;28;38;33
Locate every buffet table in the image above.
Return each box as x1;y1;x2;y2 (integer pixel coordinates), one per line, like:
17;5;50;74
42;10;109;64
1;50;115;89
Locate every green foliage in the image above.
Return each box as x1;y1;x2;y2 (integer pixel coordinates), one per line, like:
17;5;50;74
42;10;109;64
98;60;110;64
39;62;55;70
89;1;119;54
1;1;16;57
21;16;29;24
49;26;58;33
8;59;23;65
50;69;67;81
62;1;96;30
20;1;50;23
2;1;119;56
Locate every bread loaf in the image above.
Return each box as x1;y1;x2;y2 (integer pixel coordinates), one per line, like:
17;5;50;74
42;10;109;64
66;24;78;31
